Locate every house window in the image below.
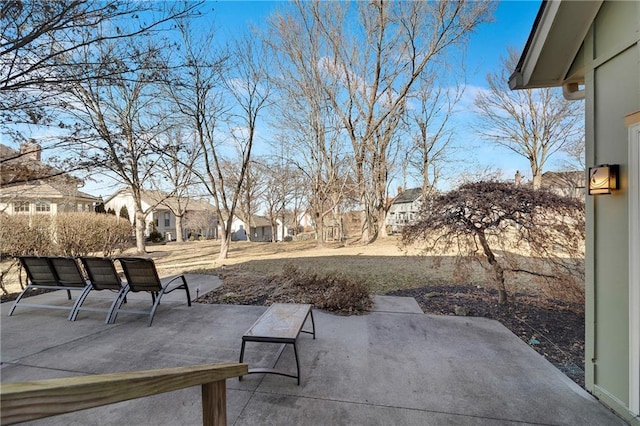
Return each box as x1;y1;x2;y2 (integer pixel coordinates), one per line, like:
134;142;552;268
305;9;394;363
164;212;170;227
35;201;51;213
14;202;29;213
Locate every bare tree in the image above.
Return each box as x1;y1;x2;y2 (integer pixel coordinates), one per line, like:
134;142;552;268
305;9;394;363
261;153;304;242
404;64;464;199
474;50;584;189
63;36;171;253
230;158;265;236
1;0;198;141
215;35;273;254
266;14;350;245
402;181;585;305
150;131;202;243
168;23;271;259
267;1;492;243
164;22;229;257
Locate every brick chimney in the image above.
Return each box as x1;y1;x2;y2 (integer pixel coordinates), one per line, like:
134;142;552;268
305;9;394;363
19;141;41;161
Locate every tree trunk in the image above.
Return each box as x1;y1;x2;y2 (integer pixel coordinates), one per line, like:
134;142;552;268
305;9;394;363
498;288;508;305
315;212;324;248
477;230;508;305
175;215;184;243
376;208;388;239
360;209;370;243
218;225;231;260
134;210;147;254
532;172;542;190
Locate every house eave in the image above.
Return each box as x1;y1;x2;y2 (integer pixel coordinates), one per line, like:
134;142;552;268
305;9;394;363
509;0;602;90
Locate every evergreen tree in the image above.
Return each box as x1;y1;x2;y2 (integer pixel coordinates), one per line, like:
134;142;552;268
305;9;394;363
119;205;130;221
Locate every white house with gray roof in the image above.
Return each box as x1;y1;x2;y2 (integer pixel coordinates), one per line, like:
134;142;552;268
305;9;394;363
386;187;422;234
104;189;217;241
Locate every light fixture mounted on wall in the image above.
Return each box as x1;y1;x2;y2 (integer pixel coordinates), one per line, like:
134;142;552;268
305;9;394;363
588;164;619;195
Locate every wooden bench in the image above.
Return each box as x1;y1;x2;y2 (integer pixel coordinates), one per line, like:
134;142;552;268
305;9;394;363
239;303;316;385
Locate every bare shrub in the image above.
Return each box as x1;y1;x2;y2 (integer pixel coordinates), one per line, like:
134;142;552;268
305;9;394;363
0;213;132;295
403;181;585;305
199;263;372;315
54;213;132;256
280;264;372;314
0;214;54;293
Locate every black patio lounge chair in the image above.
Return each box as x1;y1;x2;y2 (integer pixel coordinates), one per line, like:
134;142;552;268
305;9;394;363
9;256;92;318
71;257;128;323
109;257;191;326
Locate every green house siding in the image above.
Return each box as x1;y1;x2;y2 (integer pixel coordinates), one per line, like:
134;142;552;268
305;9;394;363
583;0;640;419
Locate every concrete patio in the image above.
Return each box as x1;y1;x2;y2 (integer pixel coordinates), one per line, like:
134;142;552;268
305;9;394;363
0;274;627;425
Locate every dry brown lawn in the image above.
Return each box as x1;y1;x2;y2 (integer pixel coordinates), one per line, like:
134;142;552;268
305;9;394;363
138;237;544;297
1;236;562;298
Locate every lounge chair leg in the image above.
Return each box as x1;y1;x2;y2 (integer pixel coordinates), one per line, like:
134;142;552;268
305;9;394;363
181;276;192;306
68;286;94;321
8;287;32;316
107;286;129;324
147;289;166;326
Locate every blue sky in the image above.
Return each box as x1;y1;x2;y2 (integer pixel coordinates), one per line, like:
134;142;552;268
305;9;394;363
6;1;545;197
211;0;541;87
205;0;545;192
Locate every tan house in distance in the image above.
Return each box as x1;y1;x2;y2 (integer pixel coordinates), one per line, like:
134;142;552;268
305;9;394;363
0;143;98;215
510;1;639;423
104;189;218;241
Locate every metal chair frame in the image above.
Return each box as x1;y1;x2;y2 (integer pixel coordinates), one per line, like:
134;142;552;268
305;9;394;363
109;257;191;326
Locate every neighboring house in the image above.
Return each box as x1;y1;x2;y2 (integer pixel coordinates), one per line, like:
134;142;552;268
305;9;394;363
0;143;98;215
540;171;585;199
104;189;218;241
386;187;422;234
510;1;639;423
229;215;285;242
297;211;314;232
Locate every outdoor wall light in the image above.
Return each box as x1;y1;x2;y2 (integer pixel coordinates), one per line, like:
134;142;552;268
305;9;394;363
588;164;619;195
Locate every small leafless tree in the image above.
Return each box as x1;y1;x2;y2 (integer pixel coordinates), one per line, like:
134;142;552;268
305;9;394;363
151;131;202;242
62;35;171;253
267;57;349;245
163;21;229;255
229;158;265;237
168;23;271;259
402;181;585;305
474;50;584;189
404;65;463;200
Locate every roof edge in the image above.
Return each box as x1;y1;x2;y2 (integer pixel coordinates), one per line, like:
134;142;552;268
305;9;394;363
509;0;602;90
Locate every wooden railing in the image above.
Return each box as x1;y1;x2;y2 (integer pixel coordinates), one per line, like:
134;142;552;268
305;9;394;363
0;362;248;426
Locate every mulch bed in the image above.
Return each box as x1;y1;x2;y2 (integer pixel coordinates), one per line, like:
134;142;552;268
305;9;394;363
387;285;585;388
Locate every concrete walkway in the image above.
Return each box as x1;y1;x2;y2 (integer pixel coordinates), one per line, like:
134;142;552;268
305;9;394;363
0;277;627;425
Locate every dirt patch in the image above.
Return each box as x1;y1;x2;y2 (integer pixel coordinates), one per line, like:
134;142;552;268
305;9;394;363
387;285;585;388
